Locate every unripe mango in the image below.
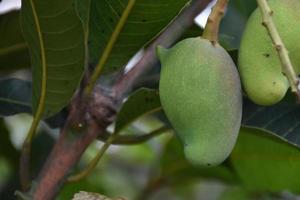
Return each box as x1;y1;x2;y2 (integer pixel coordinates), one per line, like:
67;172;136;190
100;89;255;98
158;37;242;166
238;0;300;106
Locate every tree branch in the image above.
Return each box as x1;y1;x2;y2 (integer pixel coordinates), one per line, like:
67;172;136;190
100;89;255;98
256;0;300;95
29;0;213;199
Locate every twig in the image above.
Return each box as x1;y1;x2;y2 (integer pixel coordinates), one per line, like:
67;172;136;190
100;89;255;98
256;0;300;95
66;134;116;183
84;0;136;95
99;127;171;145
202;0;228;44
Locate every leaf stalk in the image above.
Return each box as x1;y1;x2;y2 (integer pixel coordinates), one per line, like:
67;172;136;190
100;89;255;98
20;0;47;191
84;0;136;95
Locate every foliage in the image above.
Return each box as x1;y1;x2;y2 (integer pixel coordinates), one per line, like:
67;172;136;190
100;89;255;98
1;0;300;199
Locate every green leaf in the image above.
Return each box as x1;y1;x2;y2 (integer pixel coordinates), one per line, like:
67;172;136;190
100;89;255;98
219;0;256;50
0;78;31;116
178;24;203;41
89;0;190;72
242;95;300;147
74;0;91;32
115;88;161;134
230;127;300;193
0;119;19;169
227;0;257;17
20;0;88;117
0;11;30;71
161;136;237;184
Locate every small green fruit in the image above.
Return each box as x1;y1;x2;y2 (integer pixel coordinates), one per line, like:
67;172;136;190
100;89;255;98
238;0;300;106
158;37;242;166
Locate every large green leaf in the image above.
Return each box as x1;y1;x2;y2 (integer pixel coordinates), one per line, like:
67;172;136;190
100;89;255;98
115;88;161;134
20;0;88;117
230;127;300;193
227;0;257;17
242;95;300;147
0;11;30;71
74;0;91;33
89;0;190;72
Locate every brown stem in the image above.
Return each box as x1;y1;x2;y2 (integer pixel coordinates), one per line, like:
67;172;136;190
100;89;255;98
202;0;229;44
32;121;102;200
29;0;213;199
32;88;117;200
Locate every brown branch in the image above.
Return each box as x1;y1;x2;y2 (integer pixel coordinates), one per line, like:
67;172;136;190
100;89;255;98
32;121;101;200
31;88;118;200
29;0;213;199
66;127;171;183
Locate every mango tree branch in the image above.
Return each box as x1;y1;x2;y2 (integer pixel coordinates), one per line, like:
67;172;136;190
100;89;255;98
30;0;213;199
256;0;300;95
202;0;228;44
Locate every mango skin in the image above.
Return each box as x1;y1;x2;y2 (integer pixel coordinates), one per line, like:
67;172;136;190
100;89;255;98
158;37;242;166
238;0;300;106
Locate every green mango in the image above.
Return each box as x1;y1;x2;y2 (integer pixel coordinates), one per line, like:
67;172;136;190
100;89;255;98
238;0;300;106
157;37;242;166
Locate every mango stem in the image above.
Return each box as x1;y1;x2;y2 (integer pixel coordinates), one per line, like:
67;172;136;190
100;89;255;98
202;0;229;45
256;0;300;96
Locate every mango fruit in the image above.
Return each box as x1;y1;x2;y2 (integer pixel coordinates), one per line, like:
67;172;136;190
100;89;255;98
157;37;242;166
238;0;300;106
